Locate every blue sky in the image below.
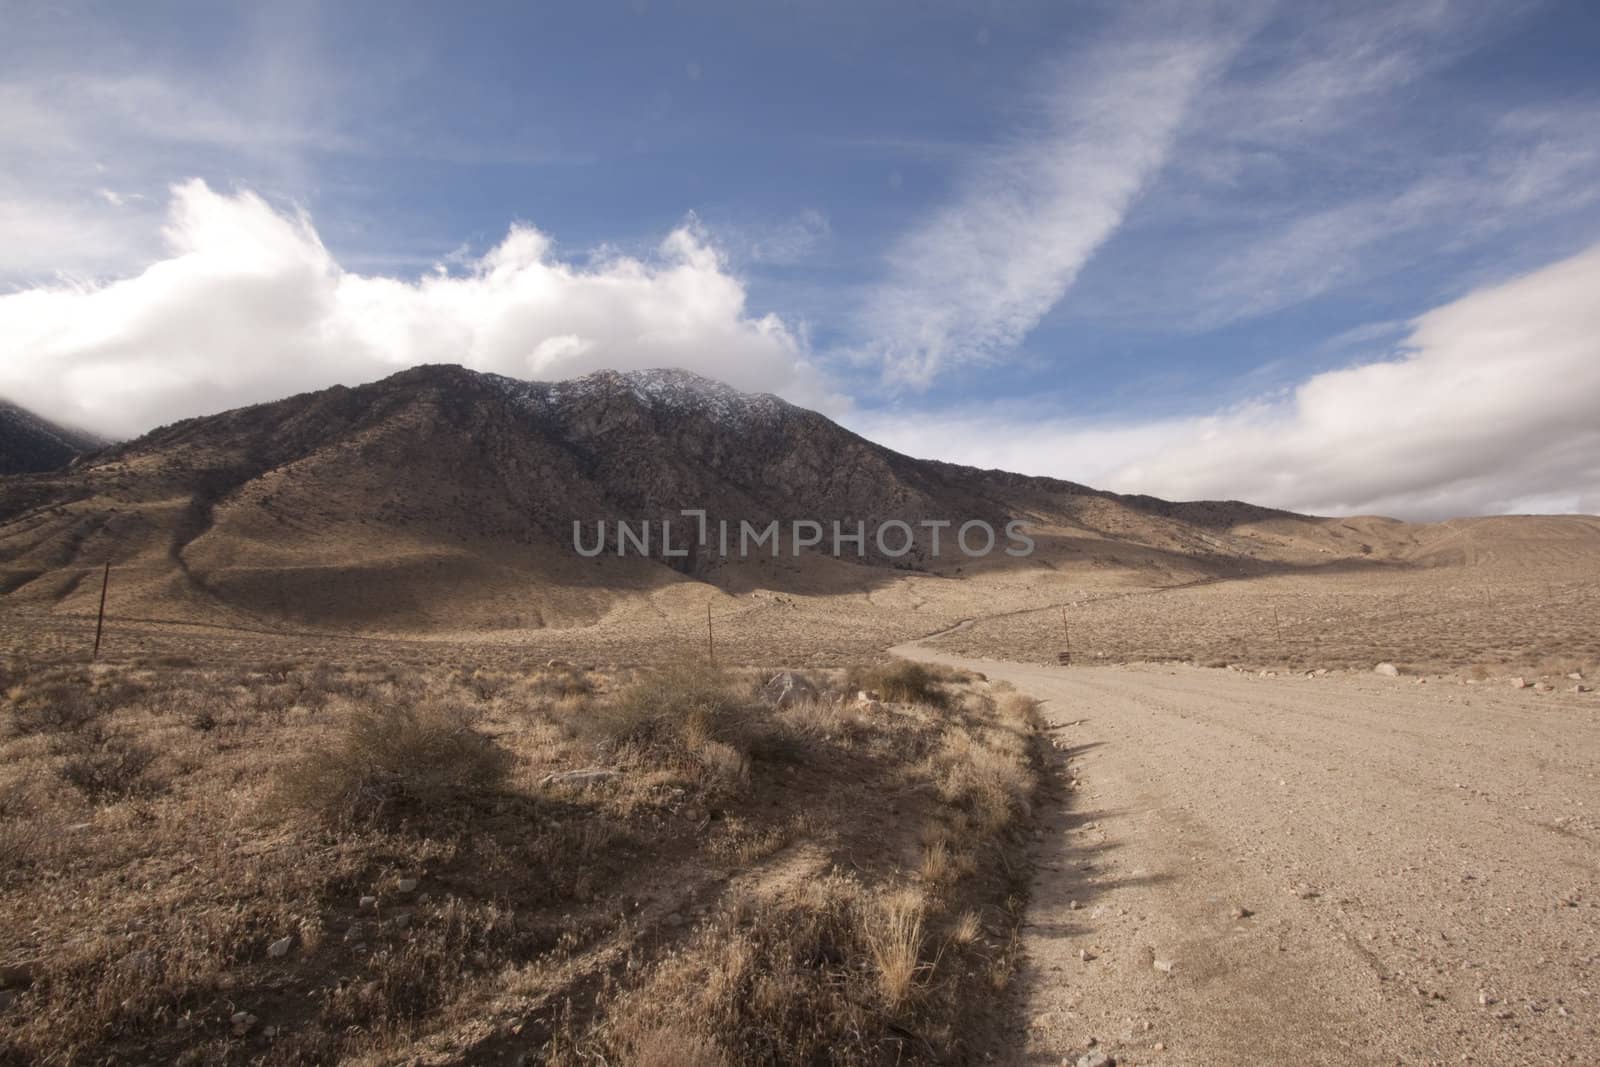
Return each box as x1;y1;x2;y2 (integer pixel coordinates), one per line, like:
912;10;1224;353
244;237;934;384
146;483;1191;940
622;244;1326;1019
3;1;1600;518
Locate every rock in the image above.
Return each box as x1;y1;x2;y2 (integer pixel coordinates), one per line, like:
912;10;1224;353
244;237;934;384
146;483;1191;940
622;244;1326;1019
267;936;293;959
859;700;885;714
1569;672;1585;681
1154;1042;1166;1052
1511;676;1529;689
358;895;378;910
1535;682;1554;693
397;878;420;893
230;1011;258;1036
1313;668;1329;677
539;768;621;788
1079;948;1095;962
856;689;882;703
1153;958;1175;974
1374;663;1400;677
545;658;573;670
1231;906;1253;919
761;671;818;709
1076;1052;1114;1067
393;912;412;930
1574;685;1592;694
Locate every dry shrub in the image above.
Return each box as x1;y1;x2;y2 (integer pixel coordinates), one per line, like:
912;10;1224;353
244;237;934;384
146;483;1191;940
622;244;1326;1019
530;665;595;699
53;724;161;802
276;699;511;822
997;693;1045;729
10;680;104;735
579;666;752;760
848;661;947;707
926;726;1034;835
582;875;936;1065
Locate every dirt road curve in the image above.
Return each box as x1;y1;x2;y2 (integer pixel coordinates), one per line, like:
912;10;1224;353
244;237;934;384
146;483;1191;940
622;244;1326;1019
894;646;1600;1066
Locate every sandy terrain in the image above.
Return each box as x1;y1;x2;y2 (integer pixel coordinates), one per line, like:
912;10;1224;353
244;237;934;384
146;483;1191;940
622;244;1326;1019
895;643;1600;1066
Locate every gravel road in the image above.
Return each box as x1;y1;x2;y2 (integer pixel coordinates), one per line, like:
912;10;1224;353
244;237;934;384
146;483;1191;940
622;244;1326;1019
894;646;1600;1066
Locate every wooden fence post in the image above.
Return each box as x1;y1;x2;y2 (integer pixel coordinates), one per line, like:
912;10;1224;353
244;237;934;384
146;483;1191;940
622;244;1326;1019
92;562;110;660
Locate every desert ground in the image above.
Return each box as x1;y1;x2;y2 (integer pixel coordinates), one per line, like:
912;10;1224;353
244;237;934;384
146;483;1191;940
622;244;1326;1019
897;643;1600;1066
3;528;1598;1065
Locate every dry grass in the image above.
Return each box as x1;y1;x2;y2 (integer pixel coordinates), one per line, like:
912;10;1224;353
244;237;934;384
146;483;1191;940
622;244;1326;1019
864;887;927;1010
0;637;1046;1065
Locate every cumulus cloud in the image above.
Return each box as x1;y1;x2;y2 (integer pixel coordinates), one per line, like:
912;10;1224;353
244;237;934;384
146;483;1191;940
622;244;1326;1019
0;180;825;438
852;245;1600;520
860;18;1241;386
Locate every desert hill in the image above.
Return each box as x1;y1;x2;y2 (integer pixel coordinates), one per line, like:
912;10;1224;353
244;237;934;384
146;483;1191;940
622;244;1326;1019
0;365;1594;658
0;399;106;476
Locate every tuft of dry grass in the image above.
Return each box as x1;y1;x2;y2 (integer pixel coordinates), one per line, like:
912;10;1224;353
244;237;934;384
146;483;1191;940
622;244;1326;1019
864;887;927;1010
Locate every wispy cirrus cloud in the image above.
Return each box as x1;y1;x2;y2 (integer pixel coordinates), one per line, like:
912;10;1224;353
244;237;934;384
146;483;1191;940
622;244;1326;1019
858;14;1247;387
853;244;1600;519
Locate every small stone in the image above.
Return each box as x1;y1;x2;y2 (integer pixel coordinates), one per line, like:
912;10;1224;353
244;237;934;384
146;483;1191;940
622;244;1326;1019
397;878;419;893
359;895;378;910
1076;1052;1113;1067
1374;663;1399;677
1079;948;1095;962
267;936;293;958
1568;672;1584;681
539;768;620;788
1153;958;1175;974
1154;1042;1166;1051
1231;906;1253;919
1478;991;1493;1007
393;912;412;930
1511;676;1529;689
230;1011;257;1036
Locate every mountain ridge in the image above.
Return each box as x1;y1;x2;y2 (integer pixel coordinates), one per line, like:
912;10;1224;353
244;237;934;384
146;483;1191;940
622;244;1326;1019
0;399;108;476
0;364;1579;637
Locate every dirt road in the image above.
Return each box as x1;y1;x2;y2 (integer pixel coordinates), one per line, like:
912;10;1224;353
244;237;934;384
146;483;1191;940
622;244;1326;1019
893;645;1600;1066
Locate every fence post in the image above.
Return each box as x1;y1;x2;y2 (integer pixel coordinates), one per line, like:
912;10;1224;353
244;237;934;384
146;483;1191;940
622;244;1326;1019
92;562;110;660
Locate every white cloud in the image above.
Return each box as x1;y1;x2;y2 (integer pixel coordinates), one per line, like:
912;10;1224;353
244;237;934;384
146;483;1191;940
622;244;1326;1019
852;245;1600;520
0;180;826;438
860;21;1240;386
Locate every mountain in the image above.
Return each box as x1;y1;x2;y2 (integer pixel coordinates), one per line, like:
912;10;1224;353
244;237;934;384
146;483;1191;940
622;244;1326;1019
0;365;1536;635
0;399;105;475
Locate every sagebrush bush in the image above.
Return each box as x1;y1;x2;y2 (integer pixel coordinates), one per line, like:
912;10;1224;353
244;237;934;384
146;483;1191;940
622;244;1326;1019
848;660;947;707
277;699;511;822
580;666;749;753
53;724;161;802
